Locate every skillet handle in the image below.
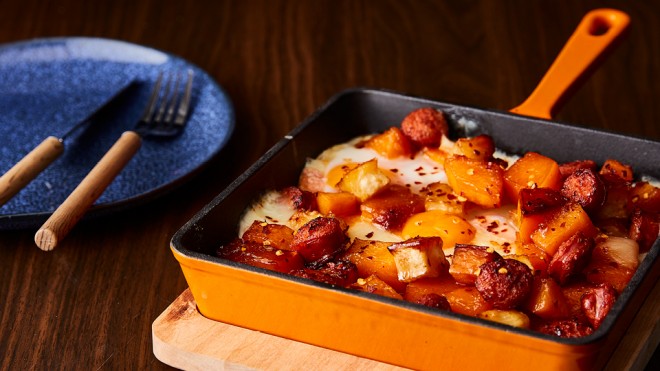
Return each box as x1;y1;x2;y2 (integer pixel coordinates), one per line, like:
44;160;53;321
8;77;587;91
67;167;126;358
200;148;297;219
34;131;142;251
510;8;630;119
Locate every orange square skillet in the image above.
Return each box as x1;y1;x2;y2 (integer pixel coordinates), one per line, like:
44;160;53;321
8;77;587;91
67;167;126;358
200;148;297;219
171;9;659;370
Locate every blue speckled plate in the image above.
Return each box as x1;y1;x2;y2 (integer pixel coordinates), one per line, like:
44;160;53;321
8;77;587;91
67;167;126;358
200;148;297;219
0;38;235;229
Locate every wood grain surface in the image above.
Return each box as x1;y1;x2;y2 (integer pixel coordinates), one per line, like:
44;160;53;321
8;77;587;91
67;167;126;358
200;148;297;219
0;0;658;369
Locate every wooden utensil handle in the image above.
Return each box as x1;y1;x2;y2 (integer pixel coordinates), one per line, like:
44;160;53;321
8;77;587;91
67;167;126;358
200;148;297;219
34;131;142;251
0;136;65;207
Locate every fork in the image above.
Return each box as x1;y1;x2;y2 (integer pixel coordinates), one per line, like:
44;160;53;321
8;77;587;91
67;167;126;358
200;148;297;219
34;70;194;251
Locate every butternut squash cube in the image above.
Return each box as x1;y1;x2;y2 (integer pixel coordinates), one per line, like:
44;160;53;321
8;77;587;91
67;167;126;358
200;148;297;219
451;135;495;161
341;238;405;292
530;203;597;256
351;274;403;300
504;152;562;202
445;155;504;208
525;277;570;320
363;127;413;159
444;287;492;316
316;191;360;217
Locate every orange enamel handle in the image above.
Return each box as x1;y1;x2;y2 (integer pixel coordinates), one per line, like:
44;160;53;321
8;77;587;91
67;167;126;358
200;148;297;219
510;8;630;119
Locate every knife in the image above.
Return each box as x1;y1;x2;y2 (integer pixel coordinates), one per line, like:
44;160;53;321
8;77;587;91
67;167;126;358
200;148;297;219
0;79;136;207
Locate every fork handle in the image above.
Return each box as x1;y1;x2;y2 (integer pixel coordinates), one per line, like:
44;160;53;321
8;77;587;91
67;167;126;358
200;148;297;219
35;131;142;251
0;136;64;207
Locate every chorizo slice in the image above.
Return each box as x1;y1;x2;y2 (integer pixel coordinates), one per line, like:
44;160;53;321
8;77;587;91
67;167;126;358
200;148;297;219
291;216;346;264
400;107;448;147
536;318;594;338
581;283;617;329
558;160;597;180
289;260;359;287
629;208;660;253
282;186;318;211
547;232;594;285
475;258;533;309
560;168;606;211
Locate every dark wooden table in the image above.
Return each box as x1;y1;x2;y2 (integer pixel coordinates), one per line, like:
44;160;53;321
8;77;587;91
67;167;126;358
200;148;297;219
1;0;658;369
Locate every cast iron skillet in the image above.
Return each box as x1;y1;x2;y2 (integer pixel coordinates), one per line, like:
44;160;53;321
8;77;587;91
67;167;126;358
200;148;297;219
171;8;659;370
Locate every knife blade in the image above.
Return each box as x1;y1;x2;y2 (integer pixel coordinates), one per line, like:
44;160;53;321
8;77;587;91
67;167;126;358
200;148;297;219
0;79;136;207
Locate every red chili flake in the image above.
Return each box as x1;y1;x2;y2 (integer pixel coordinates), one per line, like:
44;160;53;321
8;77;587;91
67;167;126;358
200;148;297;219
390;168;399;173
365;232;374;238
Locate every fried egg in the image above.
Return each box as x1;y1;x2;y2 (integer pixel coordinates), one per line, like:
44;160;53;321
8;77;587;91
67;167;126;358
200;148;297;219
239;133;522;257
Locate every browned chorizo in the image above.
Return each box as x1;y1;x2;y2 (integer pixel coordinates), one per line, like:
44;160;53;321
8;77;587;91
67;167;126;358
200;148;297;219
411;293;451;311
400;107;448;147
475;259;533;309
218;238;305;273
629;208;660;253
547;232;594;284
560;168;606;211
519;188;566;215
581;283;617;329
291;217;346;264
536;318;594;338
282;186;317;211
289;260;359;287
558;160;597;180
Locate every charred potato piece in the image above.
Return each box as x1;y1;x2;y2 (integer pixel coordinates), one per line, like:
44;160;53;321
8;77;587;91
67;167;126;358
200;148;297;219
388;236;448;282
525;277;570;320
478;309;530;329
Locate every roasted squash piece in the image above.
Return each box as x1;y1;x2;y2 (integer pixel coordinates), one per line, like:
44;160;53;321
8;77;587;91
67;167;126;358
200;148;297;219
363;127;413;158
388;237;448;282
326;162;358;188
530;203;597;256
316;191;360;217
516;188;565;243
504;152;562;202
599;159;634;183
629;181;660;214
404;276;461;303
451;135;496;161
352;274;403;300
444;287;492;316
445;155;504;208
341;238;405;292
525;277;570;320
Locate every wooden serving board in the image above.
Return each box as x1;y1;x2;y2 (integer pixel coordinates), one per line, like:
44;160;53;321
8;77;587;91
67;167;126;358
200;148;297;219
153;283;660;370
